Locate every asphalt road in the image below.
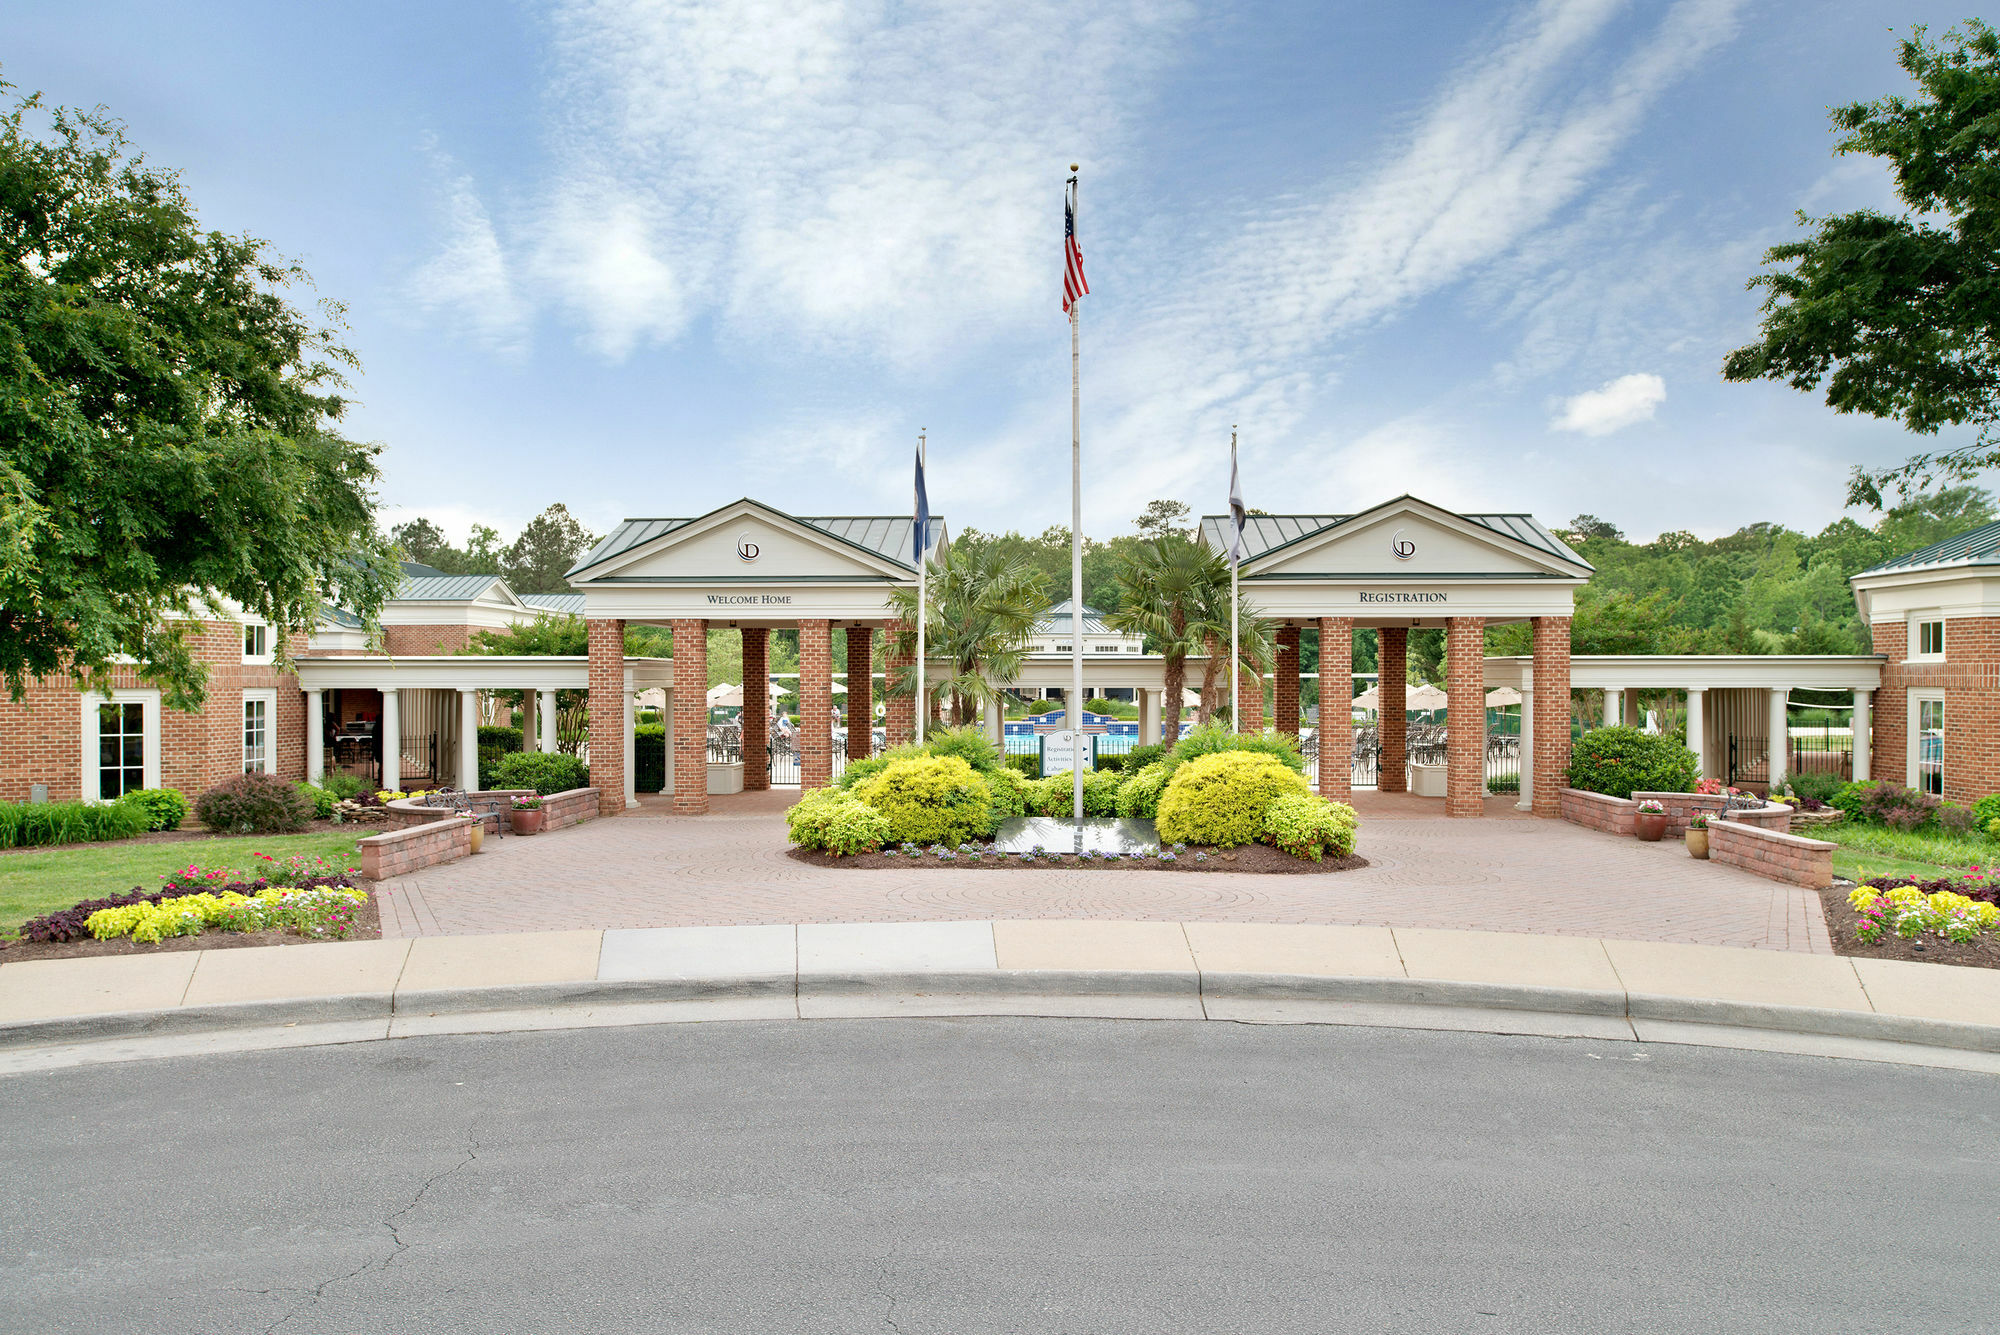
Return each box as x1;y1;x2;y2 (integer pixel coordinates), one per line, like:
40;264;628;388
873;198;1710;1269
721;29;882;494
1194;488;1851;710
2;1018;1997;1334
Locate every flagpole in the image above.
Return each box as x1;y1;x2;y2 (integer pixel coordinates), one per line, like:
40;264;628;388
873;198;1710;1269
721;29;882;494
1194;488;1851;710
1068;168;1084;838
1230;427;1240;733
916;430;927;747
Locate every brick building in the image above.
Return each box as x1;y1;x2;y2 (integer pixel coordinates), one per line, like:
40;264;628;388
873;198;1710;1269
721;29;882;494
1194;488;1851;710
1852;521;2000;805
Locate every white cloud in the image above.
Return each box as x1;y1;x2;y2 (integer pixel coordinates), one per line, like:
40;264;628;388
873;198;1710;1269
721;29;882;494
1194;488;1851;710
409;169;528;353
1551;372;1667;435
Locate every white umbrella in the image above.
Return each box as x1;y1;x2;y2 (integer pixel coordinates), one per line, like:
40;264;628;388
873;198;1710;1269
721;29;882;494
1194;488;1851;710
1485;686;1522;707
706;683;741;708
1352;682;1450;711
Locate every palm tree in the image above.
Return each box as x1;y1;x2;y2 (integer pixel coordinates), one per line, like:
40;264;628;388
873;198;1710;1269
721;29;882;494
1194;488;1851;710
1105;534;1267;740
885;544;1049;726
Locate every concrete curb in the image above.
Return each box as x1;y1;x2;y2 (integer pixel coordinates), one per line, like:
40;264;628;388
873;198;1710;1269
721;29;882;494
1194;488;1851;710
6;968;2000;1063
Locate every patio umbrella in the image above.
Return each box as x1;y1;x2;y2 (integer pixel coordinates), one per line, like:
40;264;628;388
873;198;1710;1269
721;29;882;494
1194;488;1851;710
1485;686;1522;707
1352;682;1450;711
706;683;741;708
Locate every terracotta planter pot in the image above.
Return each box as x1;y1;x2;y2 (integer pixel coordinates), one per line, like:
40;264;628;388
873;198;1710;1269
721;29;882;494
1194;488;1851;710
1686;828;1709;859
467;820;484;854
510;808;545;836
1633;812;1669;842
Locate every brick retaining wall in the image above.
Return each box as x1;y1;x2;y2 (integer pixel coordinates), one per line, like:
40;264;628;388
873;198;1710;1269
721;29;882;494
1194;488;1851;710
1558;788;1636;837
360;818;472;880
541;787;600;831
1709;819;1834;889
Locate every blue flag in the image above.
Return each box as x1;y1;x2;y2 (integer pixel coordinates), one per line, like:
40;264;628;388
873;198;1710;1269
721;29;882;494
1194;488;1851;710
913;440;930;565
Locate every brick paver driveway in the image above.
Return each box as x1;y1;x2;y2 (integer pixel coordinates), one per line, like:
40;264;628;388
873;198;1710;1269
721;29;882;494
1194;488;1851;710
376;791;1831;953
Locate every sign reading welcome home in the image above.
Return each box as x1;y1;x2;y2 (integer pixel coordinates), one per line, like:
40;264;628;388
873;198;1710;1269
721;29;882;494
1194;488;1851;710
705;594;796;605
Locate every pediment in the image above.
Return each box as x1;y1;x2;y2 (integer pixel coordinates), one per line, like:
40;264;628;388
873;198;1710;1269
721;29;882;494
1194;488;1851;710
1250;500;1580;579
577;502;908;583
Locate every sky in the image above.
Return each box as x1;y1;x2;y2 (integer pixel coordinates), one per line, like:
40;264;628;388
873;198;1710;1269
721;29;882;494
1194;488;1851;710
9;0;1988;547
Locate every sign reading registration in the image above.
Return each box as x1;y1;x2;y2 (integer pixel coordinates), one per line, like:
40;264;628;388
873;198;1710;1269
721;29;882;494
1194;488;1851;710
1040;730;1094;775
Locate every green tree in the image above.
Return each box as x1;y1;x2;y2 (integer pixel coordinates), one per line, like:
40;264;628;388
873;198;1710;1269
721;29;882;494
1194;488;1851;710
1722;22;2000;504
885;544;1048;725
502;503;598;595
0;88;398;705
1106;535;1219;741
389;517;452;569
1133;498;1192;539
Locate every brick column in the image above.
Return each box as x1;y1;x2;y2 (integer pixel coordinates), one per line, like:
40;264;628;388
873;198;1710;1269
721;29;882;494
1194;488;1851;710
1273;624;1301;740
1445;616;1486;818
845;625;874;761
1531;615;1572;817
799;619;833;789
1318;617;1353;800
741;627;769;791
1237;659;1265;734
670;618;708;814
587;618;628;816
884;621;915;747
1378;627;1407;793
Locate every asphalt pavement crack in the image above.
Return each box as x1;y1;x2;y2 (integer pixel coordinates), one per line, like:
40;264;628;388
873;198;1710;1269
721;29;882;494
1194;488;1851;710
262;1119;482;1334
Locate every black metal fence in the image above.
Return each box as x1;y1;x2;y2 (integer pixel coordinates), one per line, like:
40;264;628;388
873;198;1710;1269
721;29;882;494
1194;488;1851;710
1302;726;1520;792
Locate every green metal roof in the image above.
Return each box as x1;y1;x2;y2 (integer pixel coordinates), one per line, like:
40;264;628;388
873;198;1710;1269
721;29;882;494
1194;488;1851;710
1858;519;2000;576
567;501;944;579
1197;502;1587;569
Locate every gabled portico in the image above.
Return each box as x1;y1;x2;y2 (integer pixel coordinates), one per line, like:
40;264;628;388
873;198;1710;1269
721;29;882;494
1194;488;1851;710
1200;494;1589;818
566;498;941;815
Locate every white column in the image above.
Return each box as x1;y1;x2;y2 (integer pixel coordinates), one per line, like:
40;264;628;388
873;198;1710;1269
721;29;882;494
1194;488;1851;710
983;695;1004;746
623;688;638;808
1138;688;1158;750
1853;688;1873;782
1768;687;1789;792
306;690;325;784
538;689;558;753
1603;688;1622;729
661;687;675;795
521;689;538;753
381;689;400;792
459;690;481;791
1686;688;1707;781
1516;679;1534;813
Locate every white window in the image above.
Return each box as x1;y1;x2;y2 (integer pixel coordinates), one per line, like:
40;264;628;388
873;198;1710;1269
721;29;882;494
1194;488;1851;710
1911;615;1945;661
1055;644;1072;653
1912;693;1945;797
242;690;276;774
1126;645;1141;653
243;622;271;663
1093;645;1120;653
80;690;161;801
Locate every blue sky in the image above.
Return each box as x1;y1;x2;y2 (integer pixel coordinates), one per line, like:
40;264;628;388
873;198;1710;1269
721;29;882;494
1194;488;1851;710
10;0;1986;546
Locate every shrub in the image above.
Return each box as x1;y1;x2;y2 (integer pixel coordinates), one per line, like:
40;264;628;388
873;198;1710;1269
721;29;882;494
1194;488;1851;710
296;782;338;820
1022;774;1068;817
1563;726;1697;799
478;725;523;750
1833;780;1938;830
121;787;189;832
785;788;891;856
984;766;1027;823
489;751;590;796
836;752;899;791
1486;773;1520;794
1261;793;1359;861
634;724;666;792
854;756;994;846
919;726;1004;776
1169;725;1305;775
1786;769;1845;806
1123;743;1168;772
1094;754;1129;775
1028;699;1064;715
1022;769;1121;818
1004;753;1040;780
1084;767;1123;817
1156;751;1311;847
195;774;314;835
319;772;366;801
1116;762;1172;819
1972;793;2000;834
1939;801;1979;836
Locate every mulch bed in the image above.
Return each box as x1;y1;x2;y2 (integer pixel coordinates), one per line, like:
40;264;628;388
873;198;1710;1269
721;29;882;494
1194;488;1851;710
1817;885;2000;971
0;817;363;857
0;890;381;963
787;846;1368;875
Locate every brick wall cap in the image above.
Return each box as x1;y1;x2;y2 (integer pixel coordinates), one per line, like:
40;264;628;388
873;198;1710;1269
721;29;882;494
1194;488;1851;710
1708;821;1836;853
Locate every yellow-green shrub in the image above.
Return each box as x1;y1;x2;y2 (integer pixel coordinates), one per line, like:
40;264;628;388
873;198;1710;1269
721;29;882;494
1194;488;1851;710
854;756;994;846
984;766;1027;823
1116;762;1171;819
1260;793;1359;861
1156;751;1310;847
786;787;891;855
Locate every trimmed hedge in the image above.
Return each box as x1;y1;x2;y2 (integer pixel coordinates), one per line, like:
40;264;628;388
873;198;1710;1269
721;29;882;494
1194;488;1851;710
1156;751;1310;847
1024;768;1122;818
1115;762;1172;819
1168;725;1305;775
0;798;150;849
489;751;590;796
1261;794;1358;862
635;724;666;792
121;787;189;832
787;788;891;856
854;756;994;846
1563;726;1696;799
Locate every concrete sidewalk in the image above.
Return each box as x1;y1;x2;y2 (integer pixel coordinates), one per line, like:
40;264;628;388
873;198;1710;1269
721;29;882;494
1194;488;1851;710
4;922;1999;1074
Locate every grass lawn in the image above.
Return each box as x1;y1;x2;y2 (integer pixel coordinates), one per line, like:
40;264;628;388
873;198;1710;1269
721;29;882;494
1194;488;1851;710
1821;820;1998;885
0;830;366;938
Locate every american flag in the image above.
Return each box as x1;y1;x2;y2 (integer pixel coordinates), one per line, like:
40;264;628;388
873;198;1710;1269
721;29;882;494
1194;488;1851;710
1063;194;1088;313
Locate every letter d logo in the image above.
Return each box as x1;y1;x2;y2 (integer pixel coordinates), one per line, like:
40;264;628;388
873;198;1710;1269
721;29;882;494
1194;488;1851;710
1391;529;1416;560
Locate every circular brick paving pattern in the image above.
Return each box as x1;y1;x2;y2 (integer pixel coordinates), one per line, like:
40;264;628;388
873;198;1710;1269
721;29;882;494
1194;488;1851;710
375;793;1831;952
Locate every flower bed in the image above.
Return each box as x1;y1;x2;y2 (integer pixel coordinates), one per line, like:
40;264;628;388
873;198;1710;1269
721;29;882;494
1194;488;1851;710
786;840;1366;875
1819;868;2000;969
